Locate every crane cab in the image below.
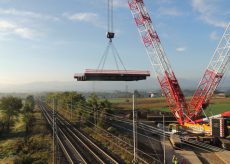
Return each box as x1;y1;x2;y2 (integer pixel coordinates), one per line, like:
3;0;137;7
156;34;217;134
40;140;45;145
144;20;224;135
169;123;180;133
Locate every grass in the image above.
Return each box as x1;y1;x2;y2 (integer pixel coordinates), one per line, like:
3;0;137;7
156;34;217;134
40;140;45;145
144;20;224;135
111;97;230;115
206;103;230;115
0;113;25;162
82;127;133;163
0;107;52;163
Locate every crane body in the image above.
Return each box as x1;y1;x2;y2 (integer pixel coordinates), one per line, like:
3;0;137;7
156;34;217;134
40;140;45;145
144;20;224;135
190;23;230;121
128;0;188;125
127;0;230;136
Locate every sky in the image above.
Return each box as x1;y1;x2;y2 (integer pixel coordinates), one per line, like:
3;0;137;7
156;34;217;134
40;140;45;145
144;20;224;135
0;0;229;91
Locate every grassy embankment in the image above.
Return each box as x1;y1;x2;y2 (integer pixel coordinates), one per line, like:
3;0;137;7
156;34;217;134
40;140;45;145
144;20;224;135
110;97;230;115
0;106;52;163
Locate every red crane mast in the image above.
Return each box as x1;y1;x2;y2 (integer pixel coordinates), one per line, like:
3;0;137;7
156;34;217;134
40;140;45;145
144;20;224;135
189;23;230;121
128;0;189;125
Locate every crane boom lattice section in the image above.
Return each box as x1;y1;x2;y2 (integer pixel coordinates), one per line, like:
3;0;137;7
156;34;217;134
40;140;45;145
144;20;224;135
190;23;230;120
128;0;188;124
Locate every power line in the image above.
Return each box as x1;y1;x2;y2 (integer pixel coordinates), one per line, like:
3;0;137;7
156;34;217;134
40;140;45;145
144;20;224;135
45;100;217;161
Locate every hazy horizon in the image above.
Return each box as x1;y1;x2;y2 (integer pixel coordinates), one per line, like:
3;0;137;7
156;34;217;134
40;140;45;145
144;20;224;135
0;76;229;93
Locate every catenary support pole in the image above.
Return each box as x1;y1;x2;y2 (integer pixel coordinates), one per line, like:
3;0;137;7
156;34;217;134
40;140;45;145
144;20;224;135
132;93;137;163
163;113;165;164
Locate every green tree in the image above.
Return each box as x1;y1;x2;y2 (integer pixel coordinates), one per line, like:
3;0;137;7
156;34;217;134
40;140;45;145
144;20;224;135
87;94;112;128
86;93;99;126
0;96;22;131
22;95;35;134
134;90;141;98
22;104;33;134
97;99;112;128
25;95;35;110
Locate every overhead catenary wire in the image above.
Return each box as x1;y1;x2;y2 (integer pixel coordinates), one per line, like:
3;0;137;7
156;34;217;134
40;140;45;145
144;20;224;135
76;105;217;154
69;103;216;153
51;107;216;162
43;102;154;163
80;117;156;163
142;126;162;162
43;100;221;162
44;100;220;154
66;103;220;159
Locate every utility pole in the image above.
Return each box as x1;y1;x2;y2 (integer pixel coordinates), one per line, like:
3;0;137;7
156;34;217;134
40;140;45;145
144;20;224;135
132;93;137;163
52;98;57;164
71;96;73;122
163;113;165;164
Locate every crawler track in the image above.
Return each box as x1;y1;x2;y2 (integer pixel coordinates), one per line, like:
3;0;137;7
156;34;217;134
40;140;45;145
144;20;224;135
38;101;120;164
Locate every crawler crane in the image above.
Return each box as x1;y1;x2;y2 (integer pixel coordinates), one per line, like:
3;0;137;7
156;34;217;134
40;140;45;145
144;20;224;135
127;0;230;136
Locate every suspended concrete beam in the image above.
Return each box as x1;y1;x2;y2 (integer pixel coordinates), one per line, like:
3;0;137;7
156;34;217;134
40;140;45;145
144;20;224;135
74;69;150;81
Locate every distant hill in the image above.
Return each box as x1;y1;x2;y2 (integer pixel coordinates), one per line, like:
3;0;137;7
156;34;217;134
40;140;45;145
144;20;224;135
0;76;229;93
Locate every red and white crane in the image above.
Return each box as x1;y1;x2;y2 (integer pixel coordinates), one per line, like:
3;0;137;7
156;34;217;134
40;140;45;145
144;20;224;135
128;0;188;125
189;23;230;121
128;0;230;128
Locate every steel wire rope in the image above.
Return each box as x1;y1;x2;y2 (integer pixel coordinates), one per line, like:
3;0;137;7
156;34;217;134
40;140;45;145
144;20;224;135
111;42;120;71
98;0;127;72
111;42;127;71
97;42;111;70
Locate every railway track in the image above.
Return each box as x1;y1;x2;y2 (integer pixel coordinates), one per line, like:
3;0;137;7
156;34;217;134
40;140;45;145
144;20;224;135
138;123;226;152
108;116;226;152
38;101;120;164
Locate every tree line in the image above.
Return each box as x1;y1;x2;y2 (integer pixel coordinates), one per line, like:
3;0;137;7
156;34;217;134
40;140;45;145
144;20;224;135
0;95;35;134
45;92;113;129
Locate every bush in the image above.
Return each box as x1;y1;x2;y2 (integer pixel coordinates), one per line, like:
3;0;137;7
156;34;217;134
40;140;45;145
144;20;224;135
14;155;34;164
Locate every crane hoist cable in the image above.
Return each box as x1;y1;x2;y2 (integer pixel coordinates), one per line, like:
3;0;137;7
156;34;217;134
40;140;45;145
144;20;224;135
74;0;150;82
97;0;126;71
107;0;114;41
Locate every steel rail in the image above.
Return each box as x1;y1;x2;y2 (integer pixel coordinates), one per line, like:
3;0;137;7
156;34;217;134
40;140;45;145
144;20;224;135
40;103;103;163
39;103;86;163
39;103;76;163
57;116;119;164
38;101;119;164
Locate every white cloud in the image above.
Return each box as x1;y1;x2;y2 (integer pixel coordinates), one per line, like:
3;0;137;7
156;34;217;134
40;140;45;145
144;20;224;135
113;0;127;8
155;0;172;4
0;20;15;29
0;20;36;39
14;28;35;39
158;7;183;17
176;47;186;52
0;8;59;21
210;31;219;40
99;0;127;8
66;12;98;22
190;0;228;28
0;8;58;40
63;12;105;28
